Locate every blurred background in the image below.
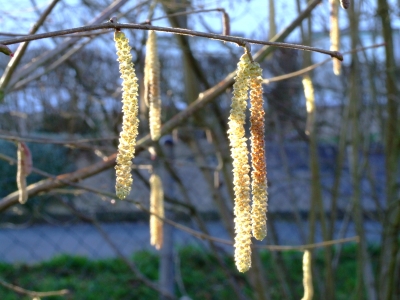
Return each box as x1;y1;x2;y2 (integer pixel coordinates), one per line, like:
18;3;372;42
0;0;399;299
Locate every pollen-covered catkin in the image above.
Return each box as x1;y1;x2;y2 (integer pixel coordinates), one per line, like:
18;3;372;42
144;30;162;141
302;75;315;136
114;31;140;199
301;250;313;300
16;142;28;204
330;0;341;75
228;53;252;273
248;62;268;241
150;173;164;250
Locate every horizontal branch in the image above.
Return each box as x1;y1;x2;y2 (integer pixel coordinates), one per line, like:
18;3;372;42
0;279;69;298
0;150;359;253
1;17;342;61
263;43;385;84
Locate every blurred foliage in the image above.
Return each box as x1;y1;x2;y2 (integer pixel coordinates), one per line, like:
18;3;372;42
0;244;379;300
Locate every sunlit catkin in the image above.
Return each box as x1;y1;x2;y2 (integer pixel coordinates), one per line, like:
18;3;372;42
144;30;162;141
228;53;252;273
302;75;315;136
114;31;140;199
301;250;313;300
150;173;164;250
16;142;28;204
340;0;350;9
330;0;341;75
248;62;268;241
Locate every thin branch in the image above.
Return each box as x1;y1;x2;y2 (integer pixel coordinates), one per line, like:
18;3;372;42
263;43;385;84
0;0;60;90
149;8;225;22
2;0;130;95
0;22;343;61
0;150;359;253
0;279;69;298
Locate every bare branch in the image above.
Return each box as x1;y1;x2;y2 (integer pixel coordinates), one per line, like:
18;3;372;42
0;20;342;61
0;279;69;298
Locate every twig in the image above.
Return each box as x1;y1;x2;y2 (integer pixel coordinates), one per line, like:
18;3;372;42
0;22;342;61
150;8;225;22
0;279;69;297
0;151;359;252
0;0;60;90
263;43;385;84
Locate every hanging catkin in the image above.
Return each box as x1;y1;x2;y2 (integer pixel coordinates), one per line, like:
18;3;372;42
248;62;268;241
114;31;140;199
302;75;316;136
150;173;164;250
16;142;28;204
228;52;252;273
330;0;341;75
144;30;162;141
340;0;350;9
301;250;313;300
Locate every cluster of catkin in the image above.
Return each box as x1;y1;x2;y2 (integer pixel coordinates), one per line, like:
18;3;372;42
144;31;162;141
114;31;140;200
113;31;164;249
228;52;268;273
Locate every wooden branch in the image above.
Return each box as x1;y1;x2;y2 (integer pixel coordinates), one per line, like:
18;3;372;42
0;1;342;61
0;0;321;213
0;279;69;298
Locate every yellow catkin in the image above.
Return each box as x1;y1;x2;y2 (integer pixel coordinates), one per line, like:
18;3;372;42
301;250;313;300
248;62;268;241
302;75;315;136
114;31;140;199
228;53;252;273
150;173;164;250
144;30;162;141
16;142;28;204
330;0;341;75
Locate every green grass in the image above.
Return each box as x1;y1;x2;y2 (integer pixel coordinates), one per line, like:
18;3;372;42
0;245;375;300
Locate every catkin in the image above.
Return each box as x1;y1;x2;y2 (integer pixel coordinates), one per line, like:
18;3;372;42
302;75;315;136
248;62;268;241
150;173;164;250
340;0;350;9
16;142;28;204
330;0;341;75
228;53;252;273
301;250;313;300
222;11;230;36
144;30;162;141
114;31;140;199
